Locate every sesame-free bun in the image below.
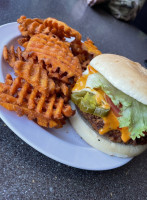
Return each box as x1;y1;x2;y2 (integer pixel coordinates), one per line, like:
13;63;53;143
70;103;147;158
90;54;147;105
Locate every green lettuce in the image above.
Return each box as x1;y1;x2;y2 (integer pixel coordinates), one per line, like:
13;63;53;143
86;73;147;140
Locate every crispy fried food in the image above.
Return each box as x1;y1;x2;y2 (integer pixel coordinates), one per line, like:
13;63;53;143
3;45;37;65
3;46;23;67
43;17;81;40
18;37;30;48
3;46;70;98
0;74;75;128
3;45;74;85
70;38;101;71
14;60;55;96
2;16;102;129
17;16;44;37
82;39;101;57
14;60;69;97
17;16;81;41
23;33;82;80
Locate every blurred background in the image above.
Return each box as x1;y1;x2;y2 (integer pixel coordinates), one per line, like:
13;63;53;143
131;0;147;34
87;0;147;34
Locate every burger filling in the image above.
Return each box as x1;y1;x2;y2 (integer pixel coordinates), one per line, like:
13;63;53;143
71;66;147;144
79;110;147;145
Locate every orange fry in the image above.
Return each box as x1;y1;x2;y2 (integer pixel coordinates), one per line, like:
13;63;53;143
44;17;81;40
82;38;101;57
24;33;82;80
18;37;30;48
14;60;55;96
17;16;44;37
3;46;23;67
0;75;75;128
2;16;102;129
70;38;101;71
17;16;81;41
3;46;70;98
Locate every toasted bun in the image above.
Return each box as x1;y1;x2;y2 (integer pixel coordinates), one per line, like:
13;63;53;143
70;103;147;158
90;54;147;105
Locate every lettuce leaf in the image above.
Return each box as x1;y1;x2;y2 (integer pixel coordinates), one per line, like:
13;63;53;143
86;73;147;140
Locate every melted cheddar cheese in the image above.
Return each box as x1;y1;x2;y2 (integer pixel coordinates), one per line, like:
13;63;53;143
72;65;131;143
72;65;96;92
99;110;119;134
99;111;131;142
120;127;131;143
72;74;89;91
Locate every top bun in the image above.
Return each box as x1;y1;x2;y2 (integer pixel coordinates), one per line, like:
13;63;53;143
90;54;147;105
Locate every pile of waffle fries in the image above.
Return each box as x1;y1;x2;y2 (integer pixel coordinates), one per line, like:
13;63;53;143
1;16;101;128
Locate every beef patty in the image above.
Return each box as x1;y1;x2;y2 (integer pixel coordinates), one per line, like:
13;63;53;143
78;108;147;145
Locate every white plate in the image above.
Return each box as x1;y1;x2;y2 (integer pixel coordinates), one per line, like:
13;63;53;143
0;22;132;170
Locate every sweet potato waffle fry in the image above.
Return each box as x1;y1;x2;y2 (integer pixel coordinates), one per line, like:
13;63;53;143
3;47;70;98
3;45;74;85
70;39;101;71
24;33;82;81
14;60;70;97
43;17;81;41
17;16;44;37
17;16;81;41
17;37;30;48
1;16;101;129
14;60;55;96
3;46;23;67
82;39;102;57
0;75;75;128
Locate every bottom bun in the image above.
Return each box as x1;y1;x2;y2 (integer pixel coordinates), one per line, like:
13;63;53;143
69;102;147;158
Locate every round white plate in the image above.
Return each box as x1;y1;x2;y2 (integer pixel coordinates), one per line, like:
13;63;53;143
0;22;132;170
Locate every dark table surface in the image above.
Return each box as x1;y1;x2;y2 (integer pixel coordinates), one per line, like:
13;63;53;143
0;0;147;199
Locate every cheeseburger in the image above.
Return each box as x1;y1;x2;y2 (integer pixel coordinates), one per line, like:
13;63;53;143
70;54;147;157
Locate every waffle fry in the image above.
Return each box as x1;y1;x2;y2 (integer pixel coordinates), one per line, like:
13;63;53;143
3;46;70;98
17;16;81;41
43;17;81;40
14;60;55;96
0;75;75;128
3;45;74;85
82;39;102;57
14;60;70;97
18;37;30;48
70;38;101;71
24;33;82;80
3;46;23;67
3;45;37;65
1;16;102;130
17;16;44;37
